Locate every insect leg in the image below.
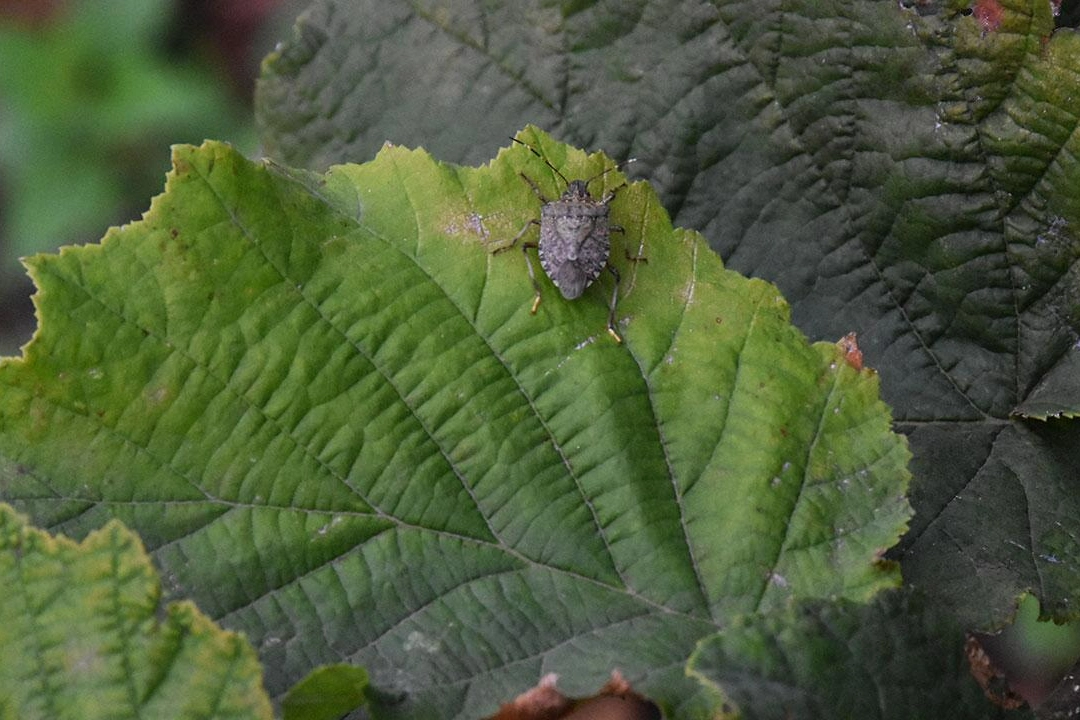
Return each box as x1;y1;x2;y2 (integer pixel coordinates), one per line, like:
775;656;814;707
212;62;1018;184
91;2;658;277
605;262;622;343
521;241;542;314
493;218;539;255
494;219;544;315
610;225;647;263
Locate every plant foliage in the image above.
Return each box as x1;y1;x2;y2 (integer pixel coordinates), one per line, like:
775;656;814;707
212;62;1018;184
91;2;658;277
0;130;915;717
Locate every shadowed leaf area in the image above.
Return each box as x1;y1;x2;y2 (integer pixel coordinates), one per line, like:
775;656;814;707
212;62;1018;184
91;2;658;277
257;0;1080;631
687;590;1029;720
0;129;915;718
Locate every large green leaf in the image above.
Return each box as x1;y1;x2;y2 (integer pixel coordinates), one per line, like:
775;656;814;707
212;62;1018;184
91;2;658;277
0;131;910;717
255;0;1080;629
0;503;271;720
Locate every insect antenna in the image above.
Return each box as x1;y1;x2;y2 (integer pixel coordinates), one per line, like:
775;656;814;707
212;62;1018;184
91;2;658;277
584;161;631;187
510;136;569;186
510;136;635;191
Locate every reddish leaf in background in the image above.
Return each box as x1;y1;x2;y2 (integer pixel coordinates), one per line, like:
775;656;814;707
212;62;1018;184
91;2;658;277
487;674;569;720
0;0;67;25
965;635;1026;710
487;672;659;720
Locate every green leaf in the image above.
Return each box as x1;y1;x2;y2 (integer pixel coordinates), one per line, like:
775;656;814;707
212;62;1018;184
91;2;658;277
255;0;1080;629
686;590;1030;720
281;665;368;720
0;130;910;717
0;503;271;720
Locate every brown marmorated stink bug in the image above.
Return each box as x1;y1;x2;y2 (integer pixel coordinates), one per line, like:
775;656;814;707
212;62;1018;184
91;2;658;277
495;137;641;343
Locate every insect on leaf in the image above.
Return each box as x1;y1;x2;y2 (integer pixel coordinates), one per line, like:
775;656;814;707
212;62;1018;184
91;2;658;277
0;129;912;718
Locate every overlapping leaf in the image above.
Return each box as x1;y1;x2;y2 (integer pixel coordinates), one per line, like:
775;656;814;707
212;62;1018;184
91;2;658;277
687;590;1030;720
256;0;1080;629
0;504;271;720
0;130;910;717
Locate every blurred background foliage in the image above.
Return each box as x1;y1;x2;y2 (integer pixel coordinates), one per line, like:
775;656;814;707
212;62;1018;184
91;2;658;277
0;0;304;355
0;0;1078;711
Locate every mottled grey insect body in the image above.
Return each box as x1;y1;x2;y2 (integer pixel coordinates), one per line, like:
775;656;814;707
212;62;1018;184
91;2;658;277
499;140;629;342
537;179;615;301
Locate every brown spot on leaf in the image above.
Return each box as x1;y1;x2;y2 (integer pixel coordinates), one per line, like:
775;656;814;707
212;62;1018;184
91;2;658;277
444;212;490;243
837;332;864;371
972;0;1004;33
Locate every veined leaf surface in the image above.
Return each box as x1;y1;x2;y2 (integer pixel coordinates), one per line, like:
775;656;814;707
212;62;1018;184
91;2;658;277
0;130;910;717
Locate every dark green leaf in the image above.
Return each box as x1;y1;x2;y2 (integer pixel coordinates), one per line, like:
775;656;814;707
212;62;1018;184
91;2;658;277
255;0;1080;629
687;590;1032;720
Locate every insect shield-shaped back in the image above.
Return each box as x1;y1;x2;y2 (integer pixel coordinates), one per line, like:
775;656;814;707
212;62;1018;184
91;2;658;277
538;179;614;301
498;137;629;342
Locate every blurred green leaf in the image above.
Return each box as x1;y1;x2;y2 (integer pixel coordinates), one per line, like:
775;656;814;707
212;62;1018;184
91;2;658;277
281;665;368;720
0;503;271;720
0;0;255;269
255;0;1080;630
0;130;910;718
